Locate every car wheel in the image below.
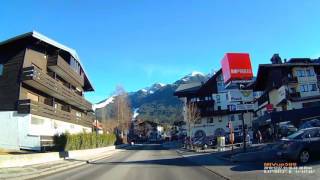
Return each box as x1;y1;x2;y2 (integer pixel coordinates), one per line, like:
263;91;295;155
299;150;310;164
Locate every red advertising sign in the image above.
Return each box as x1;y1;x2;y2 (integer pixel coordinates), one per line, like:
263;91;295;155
221;53;253;83
266;104;274;112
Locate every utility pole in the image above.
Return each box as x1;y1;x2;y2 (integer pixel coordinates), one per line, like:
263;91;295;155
239;83;247;152
242;111;246;152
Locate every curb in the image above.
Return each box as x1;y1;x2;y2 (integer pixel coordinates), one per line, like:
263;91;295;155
5;149;123;180
175;149;231;180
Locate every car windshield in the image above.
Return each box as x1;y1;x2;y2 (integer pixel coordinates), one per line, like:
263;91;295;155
287;130;305;139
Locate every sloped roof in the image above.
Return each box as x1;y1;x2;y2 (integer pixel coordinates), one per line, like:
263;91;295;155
174;82;202;97
0;31;94;91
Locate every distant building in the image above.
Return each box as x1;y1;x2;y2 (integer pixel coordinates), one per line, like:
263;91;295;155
0;31;94;150
174;53;255;138
253;54;320;130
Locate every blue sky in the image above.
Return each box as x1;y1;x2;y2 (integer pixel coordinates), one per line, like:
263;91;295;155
1;1;320;103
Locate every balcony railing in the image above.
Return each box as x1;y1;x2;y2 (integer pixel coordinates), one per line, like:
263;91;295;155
21;66;92;111
48;55;85;87
193;100;215;107
17;99;93;127
199;109;231;117
282;76;298;84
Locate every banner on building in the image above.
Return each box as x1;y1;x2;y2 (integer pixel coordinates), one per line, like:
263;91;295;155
228;90;253;102
229;104;254;111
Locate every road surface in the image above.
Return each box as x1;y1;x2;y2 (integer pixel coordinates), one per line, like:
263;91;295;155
40;144;224;180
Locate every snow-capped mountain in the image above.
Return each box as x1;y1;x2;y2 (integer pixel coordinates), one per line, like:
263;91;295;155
95;71;210;124
140;83;167;94
174;71;209;85
93;96;114;111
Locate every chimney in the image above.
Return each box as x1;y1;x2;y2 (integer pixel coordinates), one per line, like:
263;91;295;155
270;54;282;64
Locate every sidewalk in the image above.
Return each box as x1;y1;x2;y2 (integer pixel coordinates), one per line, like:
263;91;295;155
0;147;124;180
176;145;320;180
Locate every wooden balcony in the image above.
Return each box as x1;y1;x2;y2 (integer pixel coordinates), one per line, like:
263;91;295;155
282;76;298;84
17;99;93;127
21;66;92;111
193;100;215;108
47;55;84;88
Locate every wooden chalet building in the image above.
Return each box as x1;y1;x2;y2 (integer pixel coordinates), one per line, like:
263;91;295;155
253;54;320;132
0;31;94;150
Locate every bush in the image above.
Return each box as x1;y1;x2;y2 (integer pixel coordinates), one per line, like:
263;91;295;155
54;132;116;151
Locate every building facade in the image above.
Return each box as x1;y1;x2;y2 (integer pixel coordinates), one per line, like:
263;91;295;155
0;31;94;150
253;54;320;132
174;53;255;139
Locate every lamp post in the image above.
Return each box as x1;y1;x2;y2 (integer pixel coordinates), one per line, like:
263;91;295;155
239;83;248;152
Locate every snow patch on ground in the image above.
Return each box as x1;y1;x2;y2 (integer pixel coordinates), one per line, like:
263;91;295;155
132;108;140;121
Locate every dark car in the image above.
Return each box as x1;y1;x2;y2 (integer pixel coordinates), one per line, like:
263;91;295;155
193;136;216;149
225;131;243;144
278;122;298;138
277;127;320;163
299;119;320;130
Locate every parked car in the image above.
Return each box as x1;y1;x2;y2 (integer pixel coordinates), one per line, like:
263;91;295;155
225;131;246;144
278;122;298;138
277;127;320;163
299;119;320;130
192;136;216;149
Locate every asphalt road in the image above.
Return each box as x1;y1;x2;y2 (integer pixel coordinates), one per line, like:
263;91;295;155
40;144;224;180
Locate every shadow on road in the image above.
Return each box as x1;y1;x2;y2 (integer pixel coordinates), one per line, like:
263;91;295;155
116;144;170;151
91;144;320;173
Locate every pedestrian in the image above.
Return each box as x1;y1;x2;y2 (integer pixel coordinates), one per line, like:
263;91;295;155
267;127;273;142
246;132;251;147
256;130;262;144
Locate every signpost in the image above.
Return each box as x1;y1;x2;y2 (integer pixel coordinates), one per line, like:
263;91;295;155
229;103;253;152
227;120;234;152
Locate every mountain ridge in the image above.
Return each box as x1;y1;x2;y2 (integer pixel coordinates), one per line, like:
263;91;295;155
95;71;210;124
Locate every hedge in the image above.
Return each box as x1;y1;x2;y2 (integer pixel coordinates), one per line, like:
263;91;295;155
53;132;116;151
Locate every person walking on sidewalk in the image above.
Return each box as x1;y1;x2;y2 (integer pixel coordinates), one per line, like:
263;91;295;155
256;130;262;144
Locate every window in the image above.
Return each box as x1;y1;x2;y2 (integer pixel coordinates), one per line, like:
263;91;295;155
207;118;214;124
230;114;235;121
306;69;314;77
238;114;243;121
0;64;3;76
300;84;309;92
70;57;81;74
216;95;220;102
309;84;317;91
296;69;305;77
